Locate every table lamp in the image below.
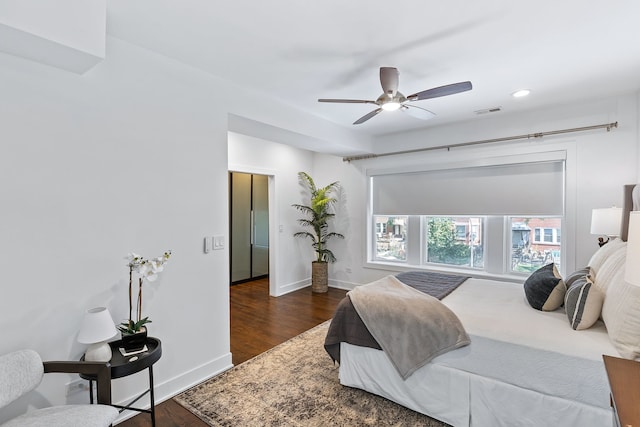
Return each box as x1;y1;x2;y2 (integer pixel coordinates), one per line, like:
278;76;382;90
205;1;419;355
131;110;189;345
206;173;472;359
625;211;640;287
590;207;622;247
78;307;118;362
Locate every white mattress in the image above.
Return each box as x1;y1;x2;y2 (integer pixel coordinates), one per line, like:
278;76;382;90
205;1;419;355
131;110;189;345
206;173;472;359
338;277;618;427
441;278;618;360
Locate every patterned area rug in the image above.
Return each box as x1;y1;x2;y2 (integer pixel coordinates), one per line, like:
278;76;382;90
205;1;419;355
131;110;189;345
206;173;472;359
174;321;449;426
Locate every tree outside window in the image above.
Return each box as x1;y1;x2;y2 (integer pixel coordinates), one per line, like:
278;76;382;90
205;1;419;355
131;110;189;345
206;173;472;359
425;217;483;268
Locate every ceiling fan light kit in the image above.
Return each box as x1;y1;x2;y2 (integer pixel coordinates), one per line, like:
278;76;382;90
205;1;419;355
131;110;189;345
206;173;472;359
318;67;472;125
380;99;402;111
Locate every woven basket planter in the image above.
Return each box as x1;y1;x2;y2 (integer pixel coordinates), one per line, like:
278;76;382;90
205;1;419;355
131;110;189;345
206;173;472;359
311;261;328;293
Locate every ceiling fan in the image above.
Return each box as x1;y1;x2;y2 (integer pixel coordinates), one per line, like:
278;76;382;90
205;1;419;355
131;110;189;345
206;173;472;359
318;67;472;125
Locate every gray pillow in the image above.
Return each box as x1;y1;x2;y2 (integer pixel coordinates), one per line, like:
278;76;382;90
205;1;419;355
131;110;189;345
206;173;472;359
564;267;590;288
524;263;565;311
565;274;604;330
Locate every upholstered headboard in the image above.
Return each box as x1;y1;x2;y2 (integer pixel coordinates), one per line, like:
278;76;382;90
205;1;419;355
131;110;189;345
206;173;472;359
621;184;639;241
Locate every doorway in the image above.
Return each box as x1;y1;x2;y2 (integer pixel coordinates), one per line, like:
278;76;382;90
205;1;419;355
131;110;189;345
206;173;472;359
229;172;269;284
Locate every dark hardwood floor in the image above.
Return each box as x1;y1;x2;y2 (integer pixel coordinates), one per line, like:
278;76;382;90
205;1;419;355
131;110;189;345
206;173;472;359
117;278;347;426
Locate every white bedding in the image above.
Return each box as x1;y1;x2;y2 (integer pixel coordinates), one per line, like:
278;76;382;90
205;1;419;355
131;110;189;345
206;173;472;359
442;279;617;360
338;277;619;427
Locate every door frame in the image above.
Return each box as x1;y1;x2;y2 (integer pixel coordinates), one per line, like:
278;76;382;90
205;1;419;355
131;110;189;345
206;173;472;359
228;166;278;296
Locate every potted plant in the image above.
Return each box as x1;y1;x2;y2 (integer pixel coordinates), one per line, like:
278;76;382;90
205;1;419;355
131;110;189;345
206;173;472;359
292;172;344;293
119;251;171;350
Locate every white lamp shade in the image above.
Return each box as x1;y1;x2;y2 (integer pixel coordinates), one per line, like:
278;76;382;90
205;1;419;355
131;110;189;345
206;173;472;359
78;307;118;344
625;211;640;287
590;207;623;236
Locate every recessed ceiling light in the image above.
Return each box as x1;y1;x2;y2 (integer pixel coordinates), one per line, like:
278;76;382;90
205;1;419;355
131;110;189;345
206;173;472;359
512;89;531;98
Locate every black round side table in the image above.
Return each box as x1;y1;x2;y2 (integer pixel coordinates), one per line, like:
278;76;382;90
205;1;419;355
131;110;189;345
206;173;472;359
81;337;162;426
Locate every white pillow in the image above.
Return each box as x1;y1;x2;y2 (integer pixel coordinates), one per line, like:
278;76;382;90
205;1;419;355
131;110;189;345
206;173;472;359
601;266;640;359
588;238;626;278
592;243;627;294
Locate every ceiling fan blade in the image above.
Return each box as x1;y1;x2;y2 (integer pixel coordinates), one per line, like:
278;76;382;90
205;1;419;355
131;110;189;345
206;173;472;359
401;105;436;120
318;98;377;104
353;108;383;125
407;81;472;101
380;67;399;96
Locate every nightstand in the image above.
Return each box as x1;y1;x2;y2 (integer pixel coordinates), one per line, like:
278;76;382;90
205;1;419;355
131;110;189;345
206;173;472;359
603;354;640;427
81;337;162;427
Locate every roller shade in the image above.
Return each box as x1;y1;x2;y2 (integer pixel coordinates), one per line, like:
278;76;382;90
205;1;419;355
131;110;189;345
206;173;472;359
371;160;564;216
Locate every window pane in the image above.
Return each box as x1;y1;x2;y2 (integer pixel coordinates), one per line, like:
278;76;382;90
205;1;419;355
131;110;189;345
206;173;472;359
425;217;484;268
511;217;561;273
374;216;407;261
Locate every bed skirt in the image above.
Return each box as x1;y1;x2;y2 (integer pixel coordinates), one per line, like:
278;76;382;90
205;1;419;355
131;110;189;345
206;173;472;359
339;342;611;427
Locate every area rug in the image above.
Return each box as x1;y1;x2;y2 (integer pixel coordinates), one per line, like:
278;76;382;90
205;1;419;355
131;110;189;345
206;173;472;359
174;321;449;426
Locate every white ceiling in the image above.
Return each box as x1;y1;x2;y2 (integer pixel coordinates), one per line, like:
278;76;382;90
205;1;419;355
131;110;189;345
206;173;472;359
107;0;640;137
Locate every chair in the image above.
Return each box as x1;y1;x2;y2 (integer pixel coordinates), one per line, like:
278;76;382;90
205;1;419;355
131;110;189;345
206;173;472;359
0;349;118;427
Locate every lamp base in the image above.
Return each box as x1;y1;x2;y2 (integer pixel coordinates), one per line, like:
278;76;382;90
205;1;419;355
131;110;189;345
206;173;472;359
84;341;112;362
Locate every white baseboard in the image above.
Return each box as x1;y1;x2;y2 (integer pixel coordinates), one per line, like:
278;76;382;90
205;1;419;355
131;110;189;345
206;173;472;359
275;278;310;296
113;352;233;424
328;278;358;291
276;278;359;296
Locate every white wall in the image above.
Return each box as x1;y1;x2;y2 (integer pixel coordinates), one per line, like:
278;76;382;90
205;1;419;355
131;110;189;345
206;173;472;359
319;94;639;288
0;34;361;423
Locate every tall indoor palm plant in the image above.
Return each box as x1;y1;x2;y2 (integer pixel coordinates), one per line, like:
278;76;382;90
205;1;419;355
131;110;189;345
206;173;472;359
292;171;344;292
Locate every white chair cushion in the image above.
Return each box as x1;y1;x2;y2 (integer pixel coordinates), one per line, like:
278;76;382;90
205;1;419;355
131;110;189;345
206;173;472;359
0;350;43;408
1;405;118;427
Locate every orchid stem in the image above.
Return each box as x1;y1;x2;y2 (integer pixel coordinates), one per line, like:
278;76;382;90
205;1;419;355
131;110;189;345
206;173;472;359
137;277;143;324
128;266;133;330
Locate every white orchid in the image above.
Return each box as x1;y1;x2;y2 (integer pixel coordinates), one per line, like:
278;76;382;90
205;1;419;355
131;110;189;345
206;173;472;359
120;250;172;334
126;252;144;267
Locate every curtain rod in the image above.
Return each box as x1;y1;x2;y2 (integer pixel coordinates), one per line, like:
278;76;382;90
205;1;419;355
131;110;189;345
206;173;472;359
342;121;618;162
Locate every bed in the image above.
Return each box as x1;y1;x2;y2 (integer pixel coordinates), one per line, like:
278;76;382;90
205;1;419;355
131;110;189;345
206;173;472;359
325;185;640;427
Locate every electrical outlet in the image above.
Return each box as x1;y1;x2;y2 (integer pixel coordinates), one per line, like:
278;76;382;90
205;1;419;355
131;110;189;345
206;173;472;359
65;379;89;396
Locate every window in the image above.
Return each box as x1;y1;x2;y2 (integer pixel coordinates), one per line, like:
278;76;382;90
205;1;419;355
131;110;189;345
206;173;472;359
368;153;566;275
511;217;562;273
425;217;484;268
374;216;407;262
533;227;561;244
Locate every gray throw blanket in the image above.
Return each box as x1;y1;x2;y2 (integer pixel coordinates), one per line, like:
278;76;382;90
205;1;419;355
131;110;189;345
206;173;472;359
349;275;471;379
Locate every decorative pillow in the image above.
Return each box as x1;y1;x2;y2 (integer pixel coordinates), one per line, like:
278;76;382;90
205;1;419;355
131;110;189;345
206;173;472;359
564;267;590;288
592;243;627;294
565;274;604;330
524;263;565;311
601;267;640;359
588;238;626;278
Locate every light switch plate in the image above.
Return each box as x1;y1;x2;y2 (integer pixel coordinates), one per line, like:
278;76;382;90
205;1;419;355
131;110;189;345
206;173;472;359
213;235;225;249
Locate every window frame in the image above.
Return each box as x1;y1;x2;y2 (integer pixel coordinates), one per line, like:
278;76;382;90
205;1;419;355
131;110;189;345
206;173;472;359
364;147;575;278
